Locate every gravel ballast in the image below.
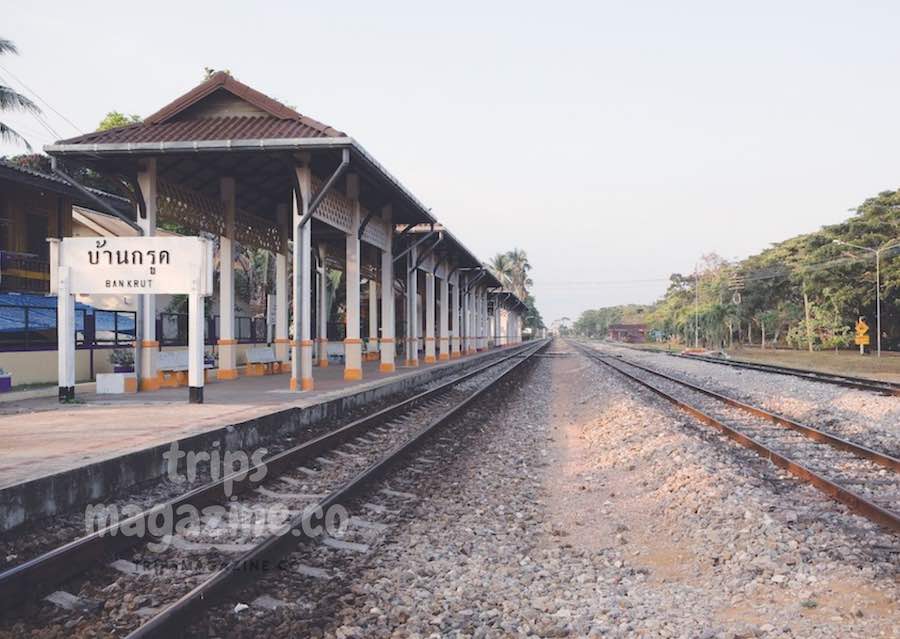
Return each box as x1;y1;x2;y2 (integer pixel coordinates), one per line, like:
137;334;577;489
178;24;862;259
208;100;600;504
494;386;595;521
316;341;897;638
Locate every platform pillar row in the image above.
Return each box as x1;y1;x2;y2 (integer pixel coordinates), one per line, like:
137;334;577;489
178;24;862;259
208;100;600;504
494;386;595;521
317;244;329;368
137;159;159;391
450;271;461;358
292;163;314;391
379;206;395;372
425;272;436;363
368;278;379;361
439;273;450;360
406;246;419;366
344;174;363;381
217;177;238;380
494;296;501;348
274;204;290;369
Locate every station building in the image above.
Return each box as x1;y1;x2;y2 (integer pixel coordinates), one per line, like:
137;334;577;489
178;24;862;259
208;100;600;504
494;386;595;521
34;72;527;399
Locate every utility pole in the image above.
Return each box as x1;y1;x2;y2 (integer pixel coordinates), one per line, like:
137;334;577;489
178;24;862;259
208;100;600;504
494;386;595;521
833;238;900;357
694;264;700;348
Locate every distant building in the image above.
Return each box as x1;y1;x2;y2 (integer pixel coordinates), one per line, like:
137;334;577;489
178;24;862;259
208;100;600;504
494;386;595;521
608;323;647;343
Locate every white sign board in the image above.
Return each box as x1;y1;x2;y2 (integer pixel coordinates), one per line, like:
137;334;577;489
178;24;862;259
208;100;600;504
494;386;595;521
53;237;213;296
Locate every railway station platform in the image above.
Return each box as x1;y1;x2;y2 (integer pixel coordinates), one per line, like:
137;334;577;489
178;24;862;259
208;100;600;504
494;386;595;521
0;344;529;532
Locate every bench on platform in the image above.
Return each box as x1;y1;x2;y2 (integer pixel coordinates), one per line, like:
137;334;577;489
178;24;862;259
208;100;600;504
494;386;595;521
158;350;212;387
245;346;279;376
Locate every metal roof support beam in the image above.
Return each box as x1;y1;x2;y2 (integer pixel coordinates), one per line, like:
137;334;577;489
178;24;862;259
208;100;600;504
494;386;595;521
391;222;416;252
299;148;350;227
357;209;375;239
464;270;487;293
414;234;443;271
50;158;143;234
393;229;435;265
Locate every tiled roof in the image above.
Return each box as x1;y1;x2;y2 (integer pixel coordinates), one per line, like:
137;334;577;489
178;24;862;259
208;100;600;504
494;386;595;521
55;71;346;146
55;115;339;145
0;159;130;207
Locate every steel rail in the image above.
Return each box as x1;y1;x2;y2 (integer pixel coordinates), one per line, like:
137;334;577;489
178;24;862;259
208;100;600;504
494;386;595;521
602;352;900;472
0;341;541;611
671;352;900;396
571;342;900;536
125;340;546;638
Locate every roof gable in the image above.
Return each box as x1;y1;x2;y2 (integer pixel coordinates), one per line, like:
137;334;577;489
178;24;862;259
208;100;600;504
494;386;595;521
145;71;302;124
53;72;346;145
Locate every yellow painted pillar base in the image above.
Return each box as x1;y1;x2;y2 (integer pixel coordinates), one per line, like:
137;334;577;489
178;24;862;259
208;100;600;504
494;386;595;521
291;377;315;391
317;339;329;367
344;368;363;381
438;353;450;361
424;355;436;363
139;376;161;391
451;352;461;359
217;368;239;380
379;362;395;373
405;359;419;367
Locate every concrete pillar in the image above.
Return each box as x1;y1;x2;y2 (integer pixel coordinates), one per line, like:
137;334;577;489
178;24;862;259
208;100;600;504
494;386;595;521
291;164;314;391
217;177;238;380
406;247;418;366
451;272;461;358
274;204;290;371
424;272;436;363
485;294;492;348
137;159;159;391
317;244;329;368
463;279;471;354
344;174;363;380
470;286;477;353
367;278;378;360
380;206;395;372
476;288;485;351
188;292;205;403
57;265;75;401
439;273;449;360
493;297;501;348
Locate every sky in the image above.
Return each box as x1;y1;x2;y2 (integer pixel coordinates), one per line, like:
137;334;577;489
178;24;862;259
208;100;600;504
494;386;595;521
4;1;900;324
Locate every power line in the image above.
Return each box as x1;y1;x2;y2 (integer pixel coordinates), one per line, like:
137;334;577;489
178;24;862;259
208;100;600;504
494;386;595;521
0;61;82;135
0;70;63;143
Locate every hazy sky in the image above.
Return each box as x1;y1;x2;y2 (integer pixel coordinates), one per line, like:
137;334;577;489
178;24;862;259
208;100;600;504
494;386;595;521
4;1;900;323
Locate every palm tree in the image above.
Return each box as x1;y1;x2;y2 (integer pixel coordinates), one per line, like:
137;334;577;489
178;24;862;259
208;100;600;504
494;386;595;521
506;248;533;299
488;253;513;290
0;38;40;150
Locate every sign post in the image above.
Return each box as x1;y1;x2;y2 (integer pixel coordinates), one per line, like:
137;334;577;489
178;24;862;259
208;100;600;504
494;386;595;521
855;317;870;355
56;265;76;401
51;237;213;403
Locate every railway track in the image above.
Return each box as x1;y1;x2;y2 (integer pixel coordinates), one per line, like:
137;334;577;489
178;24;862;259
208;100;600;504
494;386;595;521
0;340;546;638
671;351;900;396
570;341;900;536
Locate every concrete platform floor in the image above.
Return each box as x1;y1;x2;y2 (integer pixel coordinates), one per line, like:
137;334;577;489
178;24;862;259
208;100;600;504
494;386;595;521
0;351;496;490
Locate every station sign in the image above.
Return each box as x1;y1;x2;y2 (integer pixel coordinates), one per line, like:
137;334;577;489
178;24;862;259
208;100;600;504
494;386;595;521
52;237;214;296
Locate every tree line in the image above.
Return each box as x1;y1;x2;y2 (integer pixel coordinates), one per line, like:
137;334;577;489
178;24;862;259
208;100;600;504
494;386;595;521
573;190;900;350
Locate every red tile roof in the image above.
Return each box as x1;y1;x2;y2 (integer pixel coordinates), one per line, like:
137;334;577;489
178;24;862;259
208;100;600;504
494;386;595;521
56;71;345;146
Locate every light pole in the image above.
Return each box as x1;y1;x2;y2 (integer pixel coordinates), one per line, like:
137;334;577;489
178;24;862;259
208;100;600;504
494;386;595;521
833;238;900;357
694;264;700;348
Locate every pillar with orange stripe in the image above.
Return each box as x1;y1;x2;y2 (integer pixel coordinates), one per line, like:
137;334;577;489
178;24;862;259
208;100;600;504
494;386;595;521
217;177;239;380
344;174;363;381
379;205;395;372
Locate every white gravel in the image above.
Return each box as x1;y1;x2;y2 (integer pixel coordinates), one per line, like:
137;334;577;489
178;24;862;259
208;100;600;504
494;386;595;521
592;342;900;458
314;341;899;638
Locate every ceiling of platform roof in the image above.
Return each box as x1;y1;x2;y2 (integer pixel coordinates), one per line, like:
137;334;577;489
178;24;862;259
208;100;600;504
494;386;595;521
46;72;434;227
